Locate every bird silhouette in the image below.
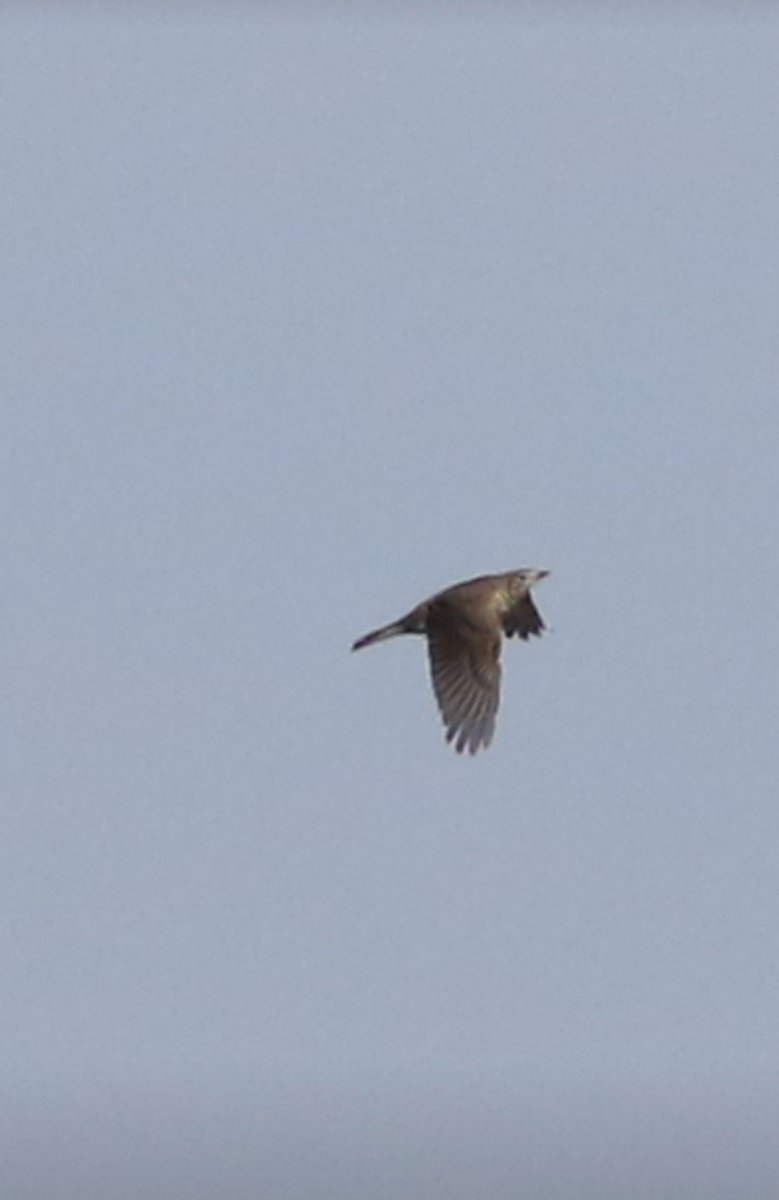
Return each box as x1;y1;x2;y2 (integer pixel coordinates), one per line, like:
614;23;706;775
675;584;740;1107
352;568;549;754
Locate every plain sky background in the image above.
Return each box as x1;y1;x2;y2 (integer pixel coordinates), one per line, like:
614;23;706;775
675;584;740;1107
3;6;779;1197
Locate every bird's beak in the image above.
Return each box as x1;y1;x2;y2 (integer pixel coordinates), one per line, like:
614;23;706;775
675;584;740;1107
535;569;550;582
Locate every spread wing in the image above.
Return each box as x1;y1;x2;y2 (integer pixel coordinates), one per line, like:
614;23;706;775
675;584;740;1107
426;616;502;755
503;594;545;640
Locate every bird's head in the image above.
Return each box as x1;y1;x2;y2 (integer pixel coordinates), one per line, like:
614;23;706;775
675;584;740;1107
513;571;549;590
511;568;549;593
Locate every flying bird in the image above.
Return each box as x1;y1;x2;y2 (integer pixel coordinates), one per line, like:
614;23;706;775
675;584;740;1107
351;569;549;754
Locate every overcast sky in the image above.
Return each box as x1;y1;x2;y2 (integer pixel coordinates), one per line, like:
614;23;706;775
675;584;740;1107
3;7;779;1198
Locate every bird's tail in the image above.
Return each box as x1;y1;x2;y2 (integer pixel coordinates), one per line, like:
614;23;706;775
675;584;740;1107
351;620;407;652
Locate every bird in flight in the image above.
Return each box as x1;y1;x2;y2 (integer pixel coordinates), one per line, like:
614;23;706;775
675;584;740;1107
352;568;549;755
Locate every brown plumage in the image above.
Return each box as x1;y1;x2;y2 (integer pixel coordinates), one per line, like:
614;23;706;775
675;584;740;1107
351;569;549;754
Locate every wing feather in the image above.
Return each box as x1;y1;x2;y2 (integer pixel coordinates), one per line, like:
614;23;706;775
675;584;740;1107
427;617;501;755
503;594;545;640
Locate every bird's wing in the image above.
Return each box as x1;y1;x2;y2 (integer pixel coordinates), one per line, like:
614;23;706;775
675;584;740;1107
503;594;546;640
426;616;502;755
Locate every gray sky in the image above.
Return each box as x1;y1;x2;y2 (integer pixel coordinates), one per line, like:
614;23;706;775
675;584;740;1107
3;7;779;1197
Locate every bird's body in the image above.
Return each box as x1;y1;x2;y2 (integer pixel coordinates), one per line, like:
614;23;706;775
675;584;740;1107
352;569;549;754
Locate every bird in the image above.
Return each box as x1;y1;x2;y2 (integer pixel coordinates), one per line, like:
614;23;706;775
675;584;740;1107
351;568;549;755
